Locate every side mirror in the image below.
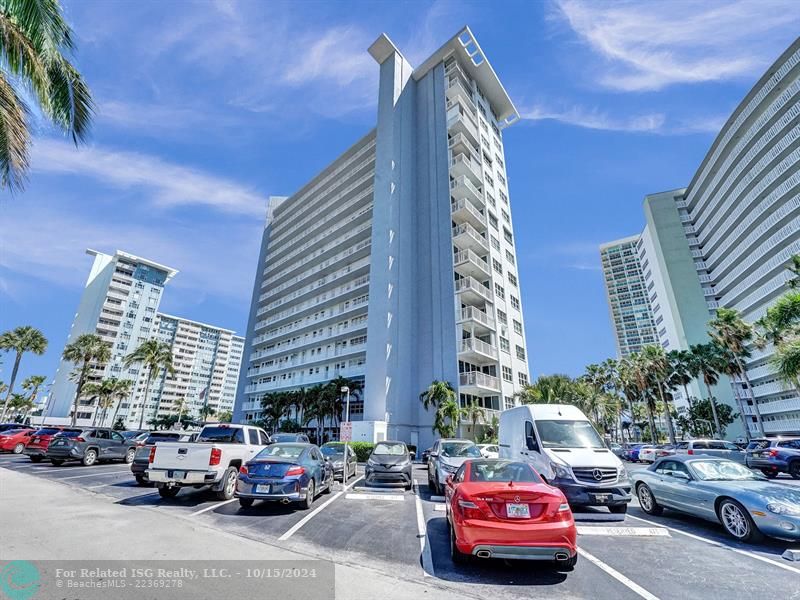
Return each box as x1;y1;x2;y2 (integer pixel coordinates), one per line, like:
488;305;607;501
429;452;438;459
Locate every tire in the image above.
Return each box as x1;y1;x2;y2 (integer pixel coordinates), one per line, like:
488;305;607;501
216;467;238;500
135;475;147;486
428;472;435;492
82;449;98;466
29;456;42;463
761;469;778;479
609;504;628;515
124;448;135;464
789;461;800;480
300;479;315;510
50;459;64;466
554;553;578;571
239;498;254;508
449;523;469;564
718;499;764;543
13;443;25;454
158;486;180;499
323;473;333;494
636;483;663;516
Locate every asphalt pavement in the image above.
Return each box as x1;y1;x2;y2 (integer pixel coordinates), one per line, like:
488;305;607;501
1;453;798;600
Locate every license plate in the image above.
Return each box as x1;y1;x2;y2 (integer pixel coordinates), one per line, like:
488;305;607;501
592;493;611;503
255;484;270;494
170;470;185;479
507;503;530;518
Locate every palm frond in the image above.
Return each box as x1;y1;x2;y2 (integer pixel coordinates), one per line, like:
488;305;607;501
0;72;30;191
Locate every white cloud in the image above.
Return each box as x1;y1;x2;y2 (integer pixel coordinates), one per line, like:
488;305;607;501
553;0;800;91
521;103;665;132
29;139;266;217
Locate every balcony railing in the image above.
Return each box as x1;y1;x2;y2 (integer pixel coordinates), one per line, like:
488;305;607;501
451;198;486;230
455;277;493;303
453;249;490;277
459;337;497;358
452;222;489;252
450;175;483;206
458;306;495;330
459;371;501;391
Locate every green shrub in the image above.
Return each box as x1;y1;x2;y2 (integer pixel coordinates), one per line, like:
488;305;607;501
348;442;376;462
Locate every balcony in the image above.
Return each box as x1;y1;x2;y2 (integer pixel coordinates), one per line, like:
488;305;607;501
446;77;475;112
454;249;491;280
447;100;480;146
450;175;483;207
451;198;486;231
453;223;489;253
455;277;493;306
450;152;483;186
457;306;495;334
449;132;479;158
744;397;800;415
763;418;800;434
458;338;498;365
459;371;501;395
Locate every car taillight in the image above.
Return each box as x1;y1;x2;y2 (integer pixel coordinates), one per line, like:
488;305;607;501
769;449;779;457
687;449;694;455
209;448;222;466
148;447;157;463
74;437;85;443
286;466;305;476
239;465;248;475
457;498;485;520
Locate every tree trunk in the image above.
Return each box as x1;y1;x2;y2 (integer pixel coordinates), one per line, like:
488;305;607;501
71;364;89;426
729;378;750;441
110;388;133;429
657;384;676;444
150;368;165;428
645;401;658;443
91;400;99;427
138;372;153;431
682;383;693;409
703;379;722;438
0;352;23;421
734;356;765;437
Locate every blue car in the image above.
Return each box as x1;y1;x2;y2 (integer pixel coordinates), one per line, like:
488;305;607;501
235;443;334;510
745;438;800;479
632;455;800;542
624;444;646;462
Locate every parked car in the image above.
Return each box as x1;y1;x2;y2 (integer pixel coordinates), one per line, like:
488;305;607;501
624;444;646;462
428;439;482;495
131;431;197;485
477;444;499;459
499;404;631;513
674;440;746;463
236;442;334;509
271;432;309;443
632;456;800;542
147;423;270;499
445;458;577;569
0;423;34;434
120;430;149;445
0;428;36;454
745;438;800;479
421;448;432;463
639;445;675;463
320;442;357;481
46;427;138;466
366;441;413;490
23;427;83;462
609;442;625;460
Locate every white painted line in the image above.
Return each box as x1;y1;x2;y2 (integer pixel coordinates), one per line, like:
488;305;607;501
578;548;660;600
627;514;800;575
54;470;132;480
434;504;446;512
413;482;435;578
430;495;445;502
190;498;237;516
577;526;670;537
278;476;363;542
345;493;405;501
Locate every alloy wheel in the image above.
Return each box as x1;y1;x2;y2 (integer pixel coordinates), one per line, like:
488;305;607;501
721;502;749;539
638;486;653;511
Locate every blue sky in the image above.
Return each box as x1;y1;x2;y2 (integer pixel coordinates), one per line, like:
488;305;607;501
1;0;799;389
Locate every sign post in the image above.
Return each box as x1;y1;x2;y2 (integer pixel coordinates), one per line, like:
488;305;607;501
340;386;351;482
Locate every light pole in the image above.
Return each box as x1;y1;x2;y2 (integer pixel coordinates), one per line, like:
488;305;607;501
341;386;350;482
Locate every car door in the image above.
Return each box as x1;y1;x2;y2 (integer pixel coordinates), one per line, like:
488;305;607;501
656;461;694;511
722;441;745;464
109;430;127;458
428;441;439;478
650;460;678;506
690;441;709;457
704;440;729;460
91;429;111;457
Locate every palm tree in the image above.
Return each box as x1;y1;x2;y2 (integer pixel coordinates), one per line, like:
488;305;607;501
462;399;485;439
123;340;175;430
667;349;695;408
717;348;753;439
688;343;725;438
419;380;455;411
709;308;765;437
626;352;659;443
21;374;46;412
755;292;800;348
198;404;217;425
0;326;47;421
7;392;32;420
0;0;94;191
62;333;110;425
787;254;800;289
771;337;800;396
642;345;677;444
82;379;114;426
516;374;576;404
433;397;463;439
107;378;134;428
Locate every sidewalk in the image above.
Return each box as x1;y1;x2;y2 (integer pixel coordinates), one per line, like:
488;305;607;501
0;468;466;600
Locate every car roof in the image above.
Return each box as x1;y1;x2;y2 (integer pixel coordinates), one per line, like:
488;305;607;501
439;439;473;443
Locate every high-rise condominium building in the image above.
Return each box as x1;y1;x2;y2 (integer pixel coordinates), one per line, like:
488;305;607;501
599;235;658;358
49;250;244;427
234;28;531;449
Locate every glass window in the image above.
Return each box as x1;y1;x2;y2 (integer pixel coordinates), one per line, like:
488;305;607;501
440;442;481;458
256;444;305;459
515;345;526;361
197;426;245;444
469;461;541;483
373;442;408;456
524;421;537;450
778;440;800;449
502;366;513;382
248;429;259;445
536;420;605;449
497;310;508;325
518;372;528;386
500;337;510;353
110;431;124;442
513;320;523;335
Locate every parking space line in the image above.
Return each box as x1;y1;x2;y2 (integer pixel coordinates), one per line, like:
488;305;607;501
53;470;132;480
577;526;670;537
278;475;363;541
627;514;800;575
413;482;435;578
429;495;445;502
577;548;660;600
345;493;405;501
433;504;446;512
190;498;237;516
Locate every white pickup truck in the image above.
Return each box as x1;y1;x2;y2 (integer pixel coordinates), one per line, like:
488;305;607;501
146;423;270;500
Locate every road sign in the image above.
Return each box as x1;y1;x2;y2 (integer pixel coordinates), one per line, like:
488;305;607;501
340;421;352;442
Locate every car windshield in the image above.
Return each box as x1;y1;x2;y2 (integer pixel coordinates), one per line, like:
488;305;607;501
469;461;541;483
256;444;305;459
373;442;406;456
441;442;481;458
120;431;142;439
57;430;84;438
690;460;762;481
536;420;605;449
197;426;242;443
320;445;344;457
745;440;770;450
272;434;299;443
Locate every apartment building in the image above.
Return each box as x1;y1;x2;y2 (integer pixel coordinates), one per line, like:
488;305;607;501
234;28;531;448
599;235;658;358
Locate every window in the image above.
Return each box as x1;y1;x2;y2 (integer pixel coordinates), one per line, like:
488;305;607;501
510;296;520;311
508;273;518;287
494;283;505;299
515;345;526;361
501;209;510;223
513;320;523;335
486;174;494;187
518;372;528;386
524;421;537;451
499;190;508;205
503;228;513;244
502;366;513;382
497;310;508;325
504;396;515;410
490;236;500;251
248;429;259;444
492;258;503;274
489;213;498;230
500;337;510;353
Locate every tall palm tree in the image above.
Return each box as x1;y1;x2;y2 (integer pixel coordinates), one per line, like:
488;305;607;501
0;325;47;421
627;352;659;443
21;374;46;411
755;292;800;348
642;345;677;444
82;379;115;427
62;333;110;426
667;349;695;408
433;397;463;439
688;343;725;438
0;0;94;191
709;308;765;436
107;378;134;428
419;380;455;411
717;348;753;439
788;254;800;289
7;392;32;420
771;338;800;396
515;374;576;404
122;340;175;430
198;404;217;425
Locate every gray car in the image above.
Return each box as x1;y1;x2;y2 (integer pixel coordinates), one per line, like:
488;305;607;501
320;442;357;481
427;438;482;494
674;439;746;463
47;428;137;466
365;441;413;489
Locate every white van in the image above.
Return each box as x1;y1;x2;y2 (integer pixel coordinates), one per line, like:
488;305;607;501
499;404;631;513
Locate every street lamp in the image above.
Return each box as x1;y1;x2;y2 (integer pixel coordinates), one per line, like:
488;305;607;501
341;386;350;482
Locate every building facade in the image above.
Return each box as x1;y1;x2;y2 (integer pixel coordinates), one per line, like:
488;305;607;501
234;28;532;449
599;235;658;358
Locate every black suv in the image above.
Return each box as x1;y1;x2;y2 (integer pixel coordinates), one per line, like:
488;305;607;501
46;427;137;466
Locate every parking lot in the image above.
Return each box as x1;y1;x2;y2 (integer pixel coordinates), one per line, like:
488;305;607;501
2;454;799;599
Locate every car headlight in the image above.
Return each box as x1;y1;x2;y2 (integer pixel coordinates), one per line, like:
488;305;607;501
333;461;343;468
550;461;571;479
441;462;457;473
767;502;800;516
367;457;377;467
619;466;629;480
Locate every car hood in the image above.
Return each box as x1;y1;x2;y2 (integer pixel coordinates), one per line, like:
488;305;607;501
371;454;409;466
698;479;800;503
439;455;474;468
544;447;621;469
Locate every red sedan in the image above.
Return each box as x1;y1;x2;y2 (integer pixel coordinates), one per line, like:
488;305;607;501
445;459;577;569
0;428;36;454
